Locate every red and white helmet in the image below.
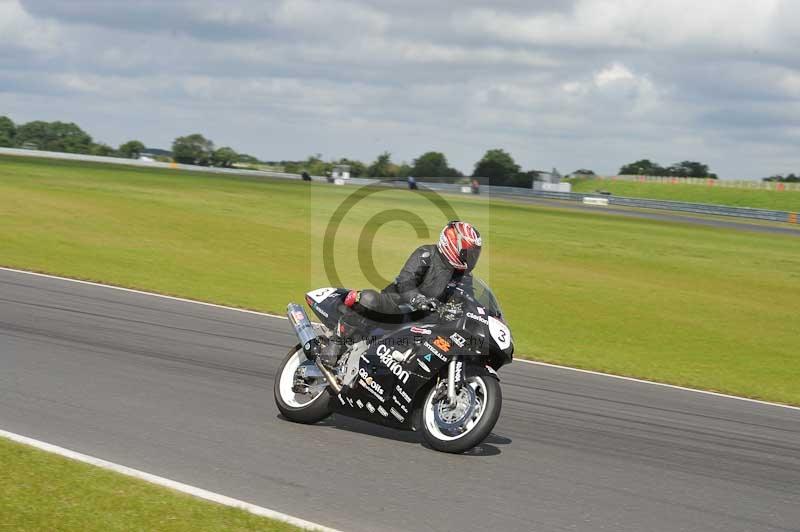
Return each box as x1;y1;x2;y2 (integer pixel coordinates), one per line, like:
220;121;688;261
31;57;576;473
438;221;482;271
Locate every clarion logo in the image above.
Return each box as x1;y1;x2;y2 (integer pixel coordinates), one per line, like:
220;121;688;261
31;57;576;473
467;312;489;325
376;345;410;384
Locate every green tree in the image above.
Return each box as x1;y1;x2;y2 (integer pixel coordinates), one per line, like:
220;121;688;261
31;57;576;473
571;169;596;176
14;121;93;153
172;134;214;165
0;116;15;147
619;159;666;176
667;160;718;179
396;162;413;178
764;173;800;183
237;153;260;164
367;151;395;177
211;146;239;168
118;140;145;159
89;143;116;156
410;151;461;181
472;149;521;186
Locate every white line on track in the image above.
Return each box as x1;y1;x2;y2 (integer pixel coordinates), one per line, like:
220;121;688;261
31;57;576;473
2;266;798;412
0;429;341;532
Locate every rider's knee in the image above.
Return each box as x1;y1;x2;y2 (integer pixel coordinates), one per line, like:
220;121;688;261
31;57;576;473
358;289;380;311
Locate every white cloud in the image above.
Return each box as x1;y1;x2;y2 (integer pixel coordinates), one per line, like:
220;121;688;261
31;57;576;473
2;0;800;178
0;0;62;53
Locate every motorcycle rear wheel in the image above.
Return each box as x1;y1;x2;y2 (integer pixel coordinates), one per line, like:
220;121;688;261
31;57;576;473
274;345;333;424
418;367;502;454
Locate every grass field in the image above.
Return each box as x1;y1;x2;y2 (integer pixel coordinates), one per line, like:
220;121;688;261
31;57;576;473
569;177;800;212
2;155;800;405
0;436;301;532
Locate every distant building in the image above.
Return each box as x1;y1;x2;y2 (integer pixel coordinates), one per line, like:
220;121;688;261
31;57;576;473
331;164;350;179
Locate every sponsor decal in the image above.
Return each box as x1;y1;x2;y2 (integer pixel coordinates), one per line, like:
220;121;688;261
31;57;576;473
454;360;463;384
449;333;466;347
410;326;431;335
346;397;355;407
376;345;410;384
477;307;486;315
313;304;329;318
377;405;389;417
395;385;411;403
392;348;412;362
365;402;376;413
485;365;498;376
337;394;346;405
358;367;385;402
432;336;451;352
467;312;489;325
392;396;410;414
417;359;431;372
292;310;306;323
389;408;405;422
356;399;364;409
423;342;447;361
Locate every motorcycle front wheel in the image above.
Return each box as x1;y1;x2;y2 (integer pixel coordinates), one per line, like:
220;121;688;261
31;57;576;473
274;345;333;424
418;367;502;454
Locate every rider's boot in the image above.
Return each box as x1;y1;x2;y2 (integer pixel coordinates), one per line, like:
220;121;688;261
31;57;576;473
318;307;368;368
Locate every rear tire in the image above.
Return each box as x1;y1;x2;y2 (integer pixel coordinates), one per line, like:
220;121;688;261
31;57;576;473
274;345;333;424
418;366;502;454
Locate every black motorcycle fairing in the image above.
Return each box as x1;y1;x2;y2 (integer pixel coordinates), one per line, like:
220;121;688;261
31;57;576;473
304;277;513;429
304;287;348;329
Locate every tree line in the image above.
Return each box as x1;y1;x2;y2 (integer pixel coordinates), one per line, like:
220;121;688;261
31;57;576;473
3;115;738;186
0;116;148;160
762;174;799;183
618;159;718;179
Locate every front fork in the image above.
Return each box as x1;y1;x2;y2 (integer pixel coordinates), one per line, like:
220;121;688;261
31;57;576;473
447;356;463;406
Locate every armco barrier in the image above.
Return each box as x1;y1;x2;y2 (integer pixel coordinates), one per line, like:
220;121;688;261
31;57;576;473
1;148;797;225
490;188;797;223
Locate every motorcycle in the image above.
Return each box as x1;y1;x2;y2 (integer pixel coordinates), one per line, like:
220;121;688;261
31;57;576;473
274;277;513;454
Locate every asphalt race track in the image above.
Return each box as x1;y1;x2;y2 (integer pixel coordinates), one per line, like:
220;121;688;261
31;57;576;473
1;268;799;532
488;193;800;237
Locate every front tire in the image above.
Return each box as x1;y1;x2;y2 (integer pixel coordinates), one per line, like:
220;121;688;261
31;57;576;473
418;367;502;454
274;345;333;424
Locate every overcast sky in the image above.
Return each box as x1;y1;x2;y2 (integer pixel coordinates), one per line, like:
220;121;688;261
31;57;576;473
1;0;798;178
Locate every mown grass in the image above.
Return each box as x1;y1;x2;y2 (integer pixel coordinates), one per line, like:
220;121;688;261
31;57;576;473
1;155;799;405
569;177;800;212
0;436;302;532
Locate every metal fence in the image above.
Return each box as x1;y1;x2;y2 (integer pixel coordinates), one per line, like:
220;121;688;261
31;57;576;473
591;174;800;192
1;147;797;224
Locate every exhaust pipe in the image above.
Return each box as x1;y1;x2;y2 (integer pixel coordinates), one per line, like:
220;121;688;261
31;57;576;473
286;303;342;394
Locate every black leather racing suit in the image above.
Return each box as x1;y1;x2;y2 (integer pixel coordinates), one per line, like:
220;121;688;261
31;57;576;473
356;244;462;321
325;244;467;355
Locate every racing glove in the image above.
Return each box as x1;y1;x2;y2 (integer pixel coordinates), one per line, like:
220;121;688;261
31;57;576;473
410;294;439;312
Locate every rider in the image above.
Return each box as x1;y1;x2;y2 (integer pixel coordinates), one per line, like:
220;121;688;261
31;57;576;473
320;220;482;365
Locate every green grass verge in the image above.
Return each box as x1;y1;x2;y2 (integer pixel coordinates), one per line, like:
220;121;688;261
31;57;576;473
0;436;303;532
568;177;800;212
2;154;799;405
